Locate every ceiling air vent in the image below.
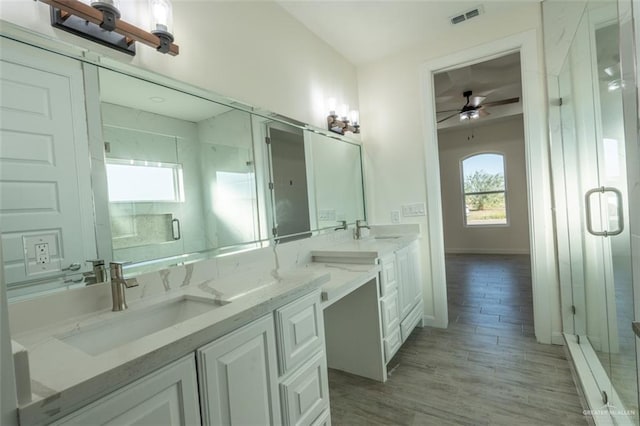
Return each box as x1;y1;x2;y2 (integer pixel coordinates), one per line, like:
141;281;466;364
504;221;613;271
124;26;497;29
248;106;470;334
450;5;484;25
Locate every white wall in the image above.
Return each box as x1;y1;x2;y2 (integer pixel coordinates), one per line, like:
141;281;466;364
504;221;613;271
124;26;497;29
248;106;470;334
438;116;530;254
356;2;558;337
0;1;358;130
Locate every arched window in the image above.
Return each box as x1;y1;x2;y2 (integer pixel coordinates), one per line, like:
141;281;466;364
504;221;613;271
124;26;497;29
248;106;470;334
461;153;508;226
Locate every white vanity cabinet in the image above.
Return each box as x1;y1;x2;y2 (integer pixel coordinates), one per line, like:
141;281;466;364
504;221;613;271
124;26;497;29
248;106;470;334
377;254;402;361
54;355;201;426
197;289;329;426
377;239;424;360
197;314;281;426
275;291;330;426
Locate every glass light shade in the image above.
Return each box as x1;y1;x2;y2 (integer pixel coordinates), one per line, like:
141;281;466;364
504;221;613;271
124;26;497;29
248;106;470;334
149;0;173;35
349;110;359;125
339;104;349;120
327;98;337;115
91;0;120;9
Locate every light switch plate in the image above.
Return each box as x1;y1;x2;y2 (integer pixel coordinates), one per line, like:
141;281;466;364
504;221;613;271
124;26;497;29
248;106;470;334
391;210;401;223
318;209;336;221
401;202;426;217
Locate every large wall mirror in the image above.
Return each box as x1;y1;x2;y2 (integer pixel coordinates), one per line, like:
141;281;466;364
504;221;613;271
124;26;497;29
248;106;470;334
0;33;366;299
97;68;262;266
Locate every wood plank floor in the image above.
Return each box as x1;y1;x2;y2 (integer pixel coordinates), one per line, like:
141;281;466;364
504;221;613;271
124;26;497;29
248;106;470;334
328;254;589;425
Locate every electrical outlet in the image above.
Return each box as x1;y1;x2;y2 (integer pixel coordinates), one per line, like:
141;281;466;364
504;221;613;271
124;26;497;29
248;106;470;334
23;233;61;276
35;243;50;264
391;210;401;223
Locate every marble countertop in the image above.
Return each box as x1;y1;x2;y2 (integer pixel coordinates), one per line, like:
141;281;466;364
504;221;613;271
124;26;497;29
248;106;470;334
12;267;330;425
311;234;418;261
306;263;381;307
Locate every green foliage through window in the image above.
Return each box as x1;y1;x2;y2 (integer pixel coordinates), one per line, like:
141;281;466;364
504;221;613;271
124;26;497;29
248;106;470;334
462;154;507;226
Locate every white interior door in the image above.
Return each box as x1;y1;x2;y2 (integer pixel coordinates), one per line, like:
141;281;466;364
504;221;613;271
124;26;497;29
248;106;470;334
0;39;96;291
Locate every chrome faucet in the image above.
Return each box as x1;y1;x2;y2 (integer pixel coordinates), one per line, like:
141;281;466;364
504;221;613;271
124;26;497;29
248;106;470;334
355;219;370;240
335;220;347;231
110;262;139;311
84;259;107;285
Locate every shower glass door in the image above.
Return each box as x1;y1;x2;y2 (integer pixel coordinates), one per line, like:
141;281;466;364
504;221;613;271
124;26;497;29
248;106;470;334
549;0;638;421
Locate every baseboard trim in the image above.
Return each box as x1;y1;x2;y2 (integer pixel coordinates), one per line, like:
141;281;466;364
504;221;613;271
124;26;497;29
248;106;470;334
551;331;565;346
444;248;531;255
422;315;447;329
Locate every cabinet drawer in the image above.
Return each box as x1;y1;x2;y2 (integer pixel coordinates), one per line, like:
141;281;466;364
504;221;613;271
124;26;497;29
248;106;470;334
379;290;400;337
401;300;423;343
383;327;402;363
378;254;397;296
276;290;324;375
280;352;329;426
311;408;331;426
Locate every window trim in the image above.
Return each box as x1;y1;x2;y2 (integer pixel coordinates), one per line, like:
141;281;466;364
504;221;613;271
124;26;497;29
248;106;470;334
460;152;510;228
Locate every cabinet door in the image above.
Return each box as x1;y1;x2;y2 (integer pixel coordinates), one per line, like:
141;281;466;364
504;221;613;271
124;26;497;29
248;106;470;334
407;241;423;307
54;355;200;425
197;315;281;426
395;247;412;319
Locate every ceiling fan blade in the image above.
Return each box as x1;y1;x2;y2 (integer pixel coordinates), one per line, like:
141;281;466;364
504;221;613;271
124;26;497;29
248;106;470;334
482;97;520;107
436;109;462;114
479;108;490;117
437;112;459;123
471;96;486;107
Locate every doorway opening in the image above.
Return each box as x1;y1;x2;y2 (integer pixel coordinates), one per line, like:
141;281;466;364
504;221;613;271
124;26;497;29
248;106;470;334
419;30;556;344
433;52;535;339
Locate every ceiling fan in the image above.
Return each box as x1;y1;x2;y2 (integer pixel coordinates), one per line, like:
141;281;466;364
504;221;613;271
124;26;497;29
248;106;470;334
436;90;520;123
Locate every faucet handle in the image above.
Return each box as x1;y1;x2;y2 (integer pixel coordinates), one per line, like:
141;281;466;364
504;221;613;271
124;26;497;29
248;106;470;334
109;261;126;278
335;220;347;231
109;262;138;288
87;259;105;267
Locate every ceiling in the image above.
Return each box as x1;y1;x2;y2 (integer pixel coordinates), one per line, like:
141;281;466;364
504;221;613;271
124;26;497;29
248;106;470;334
99;69;232;122
278;1;541;66
434;52;522;129
278;1;528;129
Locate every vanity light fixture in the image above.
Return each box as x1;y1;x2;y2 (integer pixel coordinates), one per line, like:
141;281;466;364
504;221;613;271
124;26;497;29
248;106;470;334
327;100;360;135
41;0;179;56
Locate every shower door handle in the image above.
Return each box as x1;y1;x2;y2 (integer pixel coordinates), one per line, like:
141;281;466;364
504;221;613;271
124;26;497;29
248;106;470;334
171;218;181;240
584;186;624;237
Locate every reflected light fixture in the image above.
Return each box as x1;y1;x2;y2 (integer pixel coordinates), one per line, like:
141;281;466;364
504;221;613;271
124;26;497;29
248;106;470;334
327;99;360;135
460;110;480;121
41;0;179;56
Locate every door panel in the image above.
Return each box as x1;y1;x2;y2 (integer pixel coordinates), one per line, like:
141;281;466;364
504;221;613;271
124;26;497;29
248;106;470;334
0;40;95;288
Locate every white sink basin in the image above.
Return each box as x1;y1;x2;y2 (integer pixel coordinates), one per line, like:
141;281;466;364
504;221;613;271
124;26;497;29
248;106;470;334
57;295;229;355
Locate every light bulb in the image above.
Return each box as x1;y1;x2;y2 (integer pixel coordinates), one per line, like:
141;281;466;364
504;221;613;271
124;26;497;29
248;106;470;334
349;110;360;125
327;98;337;116
149;0;173;35
339;104;349;120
